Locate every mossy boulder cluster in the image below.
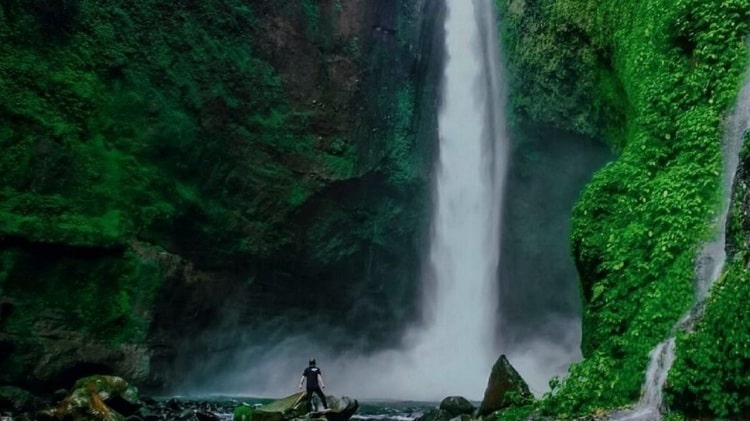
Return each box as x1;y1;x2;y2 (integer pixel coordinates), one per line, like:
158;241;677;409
4;374;344;421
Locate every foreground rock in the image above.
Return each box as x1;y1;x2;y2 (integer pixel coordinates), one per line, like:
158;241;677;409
439;396;474;417
42;375;142;420
415;396;475;421
0;375;357;421
478;355;532;416
251;391;359;421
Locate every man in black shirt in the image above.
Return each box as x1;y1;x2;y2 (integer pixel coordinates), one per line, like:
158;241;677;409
298;358;328;411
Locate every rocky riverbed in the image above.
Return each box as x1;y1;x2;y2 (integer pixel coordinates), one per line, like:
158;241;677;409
0;355;532;421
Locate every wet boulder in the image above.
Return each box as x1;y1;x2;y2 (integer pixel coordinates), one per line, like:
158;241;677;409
252;392;308;421
478;355;532;416
438;396;474;417
316;395;358;421
249;391;358;421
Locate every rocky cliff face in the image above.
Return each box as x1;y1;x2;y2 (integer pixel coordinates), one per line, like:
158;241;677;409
0;0;443;392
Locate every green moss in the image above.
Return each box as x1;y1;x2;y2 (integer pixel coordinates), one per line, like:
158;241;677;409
496;0;611;137
233;404;254;421
386;85;418;184
497;405;536;421
1;248;162;346
0;0;347;260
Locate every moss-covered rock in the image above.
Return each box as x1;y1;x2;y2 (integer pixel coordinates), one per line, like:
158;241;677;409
44;375;142;420
478;355;532;416
438;396;474;417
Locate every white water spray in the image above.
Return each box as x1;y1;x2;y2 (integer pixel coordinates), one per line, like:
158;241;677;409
616;61;750;421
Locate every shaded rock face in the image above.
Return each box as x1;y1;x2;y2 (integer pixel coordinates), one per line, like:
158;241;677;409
0;385;46;414
478;355;532;416
0;0;443;392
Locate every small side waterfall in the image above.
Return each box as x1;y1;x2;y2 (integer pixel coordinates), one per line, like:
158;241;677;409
616;64;750;421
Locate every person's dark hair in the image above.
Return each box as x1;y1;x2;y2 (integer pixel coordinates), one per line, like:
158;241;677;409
309;358;316;366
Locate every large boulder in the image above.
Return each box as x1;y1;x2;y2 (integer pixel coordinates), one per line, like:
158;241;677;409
317;395;359;421
250;392;358;421
438;396;474;417
43;375;142;420
415;395;476;421
477;355;532;416
252;392;308;421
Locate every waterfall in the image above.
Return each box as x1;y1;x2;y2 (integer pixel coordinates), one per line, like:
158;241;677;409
615;60;750;421
212;0;511;401
407;0;509;399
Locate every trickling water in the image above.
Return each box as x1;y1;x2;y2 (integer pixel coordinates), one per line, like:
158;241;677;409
405;0;509;399
616;61;750;421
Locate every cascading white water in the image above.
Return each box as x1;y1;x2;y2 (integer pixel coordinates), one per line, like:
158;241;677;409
407;0;509;399
616;62;750;421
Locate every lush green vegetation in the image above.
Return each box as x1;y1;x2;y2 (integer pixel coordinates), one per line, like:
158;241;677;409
498;0;750;417
666;145;750;418
668;259;750;417
0;0;304;258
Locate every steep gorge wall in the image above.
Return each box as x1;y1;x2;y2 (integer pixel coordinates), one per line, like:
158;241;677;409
498;0;750;418
0;0;441;392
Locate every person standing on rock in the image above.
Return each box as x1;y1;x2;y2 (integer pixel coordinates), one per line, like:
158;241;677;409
298;358;328;411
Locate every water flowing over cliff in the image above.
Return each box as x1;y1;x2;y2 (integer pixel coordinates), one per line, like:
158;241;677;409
397;0;509;399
